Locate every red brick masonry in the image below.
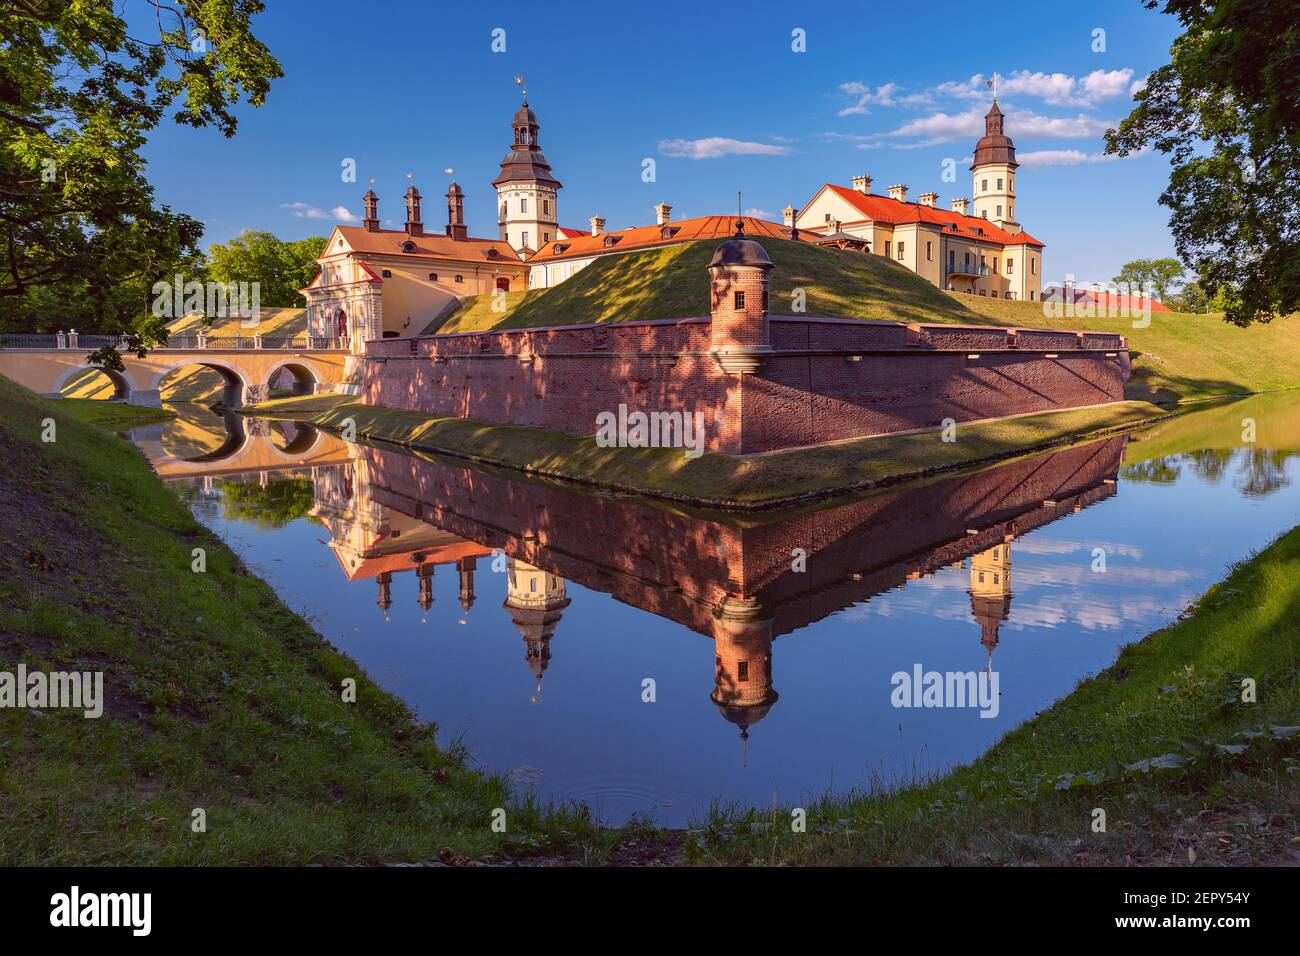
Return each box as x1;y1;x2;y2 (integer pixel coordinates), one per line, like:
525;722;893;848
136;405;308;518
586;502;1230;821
363;315;1130;455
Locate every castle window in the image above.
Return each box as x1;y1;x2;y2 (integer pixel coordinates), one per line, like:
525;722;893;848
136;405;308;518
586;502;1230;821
824;213;832;222
996;205;1003;218
734;291;745;310
993;256;999;273
543;232;550;243
949;249;955;270
401;240;416;252
381;269;392;278
982;210;989;218
997;178;1003;190
522;231;530;248
761;289;768;311
926;241;933;261
520;197;528;214
1031;258;1038;276
429;272;438;281
982;179;988;192
737;661;749;682
884;240;891;257
1030;290;1036;300
542;200;550;216
897;241;905;260
454;274;464;283
1007;259;1014;274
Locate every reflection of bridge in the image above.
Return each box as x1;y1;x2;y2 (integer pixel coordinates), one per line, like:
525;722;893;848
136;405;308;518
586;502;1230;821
130;416;352;481
0;333;349;406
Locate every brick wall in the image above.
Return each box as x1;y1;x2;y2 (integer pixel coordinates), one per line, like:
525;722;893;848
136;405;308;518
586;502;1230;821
363;314;1129;455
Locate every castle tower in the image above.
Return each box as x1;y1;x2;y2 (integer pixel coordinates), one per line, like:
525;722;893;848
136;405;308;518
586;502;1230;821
492;94;562;254
503;558;571;702
970;99;1019;233
445;181;468;240
710;596;778;759
708;223;773;375
969;542;1013;659
362;188;379;232
403;185;424;236
376;570;393;621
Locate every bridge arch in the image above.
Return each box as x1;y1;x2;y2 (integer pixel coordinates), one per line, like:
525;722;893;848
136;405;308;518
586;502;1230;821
52;364;138;401
265;361;319;397
149;359;250;407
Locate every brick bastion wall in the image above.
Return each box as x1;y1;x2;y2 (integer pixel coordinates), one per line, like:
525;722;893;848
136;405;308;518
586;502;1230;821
361;232;1131;455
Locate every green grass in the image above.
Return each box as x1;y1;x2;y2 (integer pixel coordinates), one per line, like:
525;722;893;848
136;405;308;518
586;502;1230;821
245;394;1170;509
0;375;611;864
689;527;1300;865
442;238;1300;404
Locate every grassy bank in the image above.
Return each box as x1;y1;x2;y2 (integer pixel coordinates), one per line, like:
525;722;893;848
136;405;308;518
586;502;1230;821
0;376;609;864
242;394;1171;509
692;526;1300;865
441;238;1300;404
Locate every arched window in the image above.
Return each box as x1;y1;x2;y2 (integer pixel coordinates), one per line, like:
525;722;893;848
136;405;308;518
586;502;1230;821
381;269;392;278
454;275;464;283
428;272;438;281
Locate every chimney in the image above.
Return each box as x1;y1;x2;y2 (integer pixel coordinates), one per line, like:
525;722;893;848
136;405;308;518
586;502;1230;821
918;191;938;208
850;174;872;194
828;217;842;233
445;182;467;240
590;215;605;235
362;189;380;232
404;185;423;236
887;183;908;203
950;197;970;216
782;206;796;228
655;202;672;225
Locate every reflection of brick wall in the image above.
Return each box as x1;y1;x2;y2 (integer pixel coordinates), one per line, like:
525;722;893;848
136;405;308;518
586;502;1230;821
361;434;1125;639
363;316;1128;455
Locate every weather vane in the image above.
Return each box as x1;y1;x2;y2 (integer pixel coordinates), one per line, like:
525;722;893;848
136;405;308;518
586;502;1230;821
442;167;455;177
515;74;527;99
987;71;999;101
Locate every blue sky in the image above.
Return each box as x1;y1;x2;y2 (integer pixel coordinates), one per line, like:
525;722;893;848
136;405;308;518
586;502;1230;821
140;0;1184;284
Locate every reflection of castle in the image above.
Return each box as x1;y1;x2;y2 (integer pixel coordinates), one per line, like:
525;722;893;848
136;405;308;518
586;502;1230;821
503;558;571;702
310;454;490;622
969;541;1013;660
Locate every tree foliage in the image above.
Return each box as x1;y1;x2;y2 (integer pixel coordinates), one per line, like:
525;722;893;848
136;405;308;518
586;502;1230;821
206;231;327;308
0;0;282;357
1113;257;1186;302
1106;0;1300;327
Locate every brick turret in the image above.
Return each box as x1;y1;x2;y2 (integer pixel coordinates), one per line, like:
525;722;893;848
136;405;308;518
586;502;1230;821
708;221;773;374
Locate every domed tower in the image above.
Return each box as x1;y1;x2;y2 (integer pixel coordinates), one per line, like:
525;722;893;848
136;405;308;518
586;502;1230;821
376;570;393;621
708;223;774;375
969;541;1013;660
971;98;1020;233
416;561;435;620
445;181;468;241
492;94;562;254
503;557;571;702
710;596;778;760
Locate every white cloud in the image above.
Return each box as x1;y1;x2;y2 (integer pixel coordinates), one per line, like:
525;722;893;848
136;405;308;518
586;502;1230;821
331;205;359;223
838;81;934;115
281;201;328;220
934;69;1135;107
743;207;777;220
1129;76;1149;98
1017;146;1147;167
658;137;790;159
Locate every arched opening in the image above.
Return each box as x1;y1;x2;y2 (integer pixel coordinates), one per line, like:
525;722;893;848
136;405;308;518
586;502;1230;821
270;420;320;455
266;362;318;398
58;366;130;401
334;308;349;339
152;361;248;408
495;277;511;292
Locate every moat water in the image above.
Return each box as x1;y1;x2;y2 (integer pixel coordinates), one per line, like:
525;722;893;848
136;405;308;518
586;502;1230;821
128;394;1300;827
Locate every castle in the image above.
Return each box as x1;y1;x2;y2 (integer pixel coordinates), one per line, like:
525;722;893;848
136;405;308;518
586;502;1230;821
302;92;1044;350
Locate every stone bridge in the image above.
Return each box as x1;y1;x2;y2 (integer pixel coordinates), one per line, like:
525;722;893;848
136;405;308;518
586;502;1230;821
0;332;351;406
129;416;353;481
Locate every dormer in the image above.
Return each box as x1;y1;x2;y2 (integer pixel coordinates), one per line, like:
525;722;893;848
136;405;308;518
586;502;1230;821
659;225;679;240
401;239;417;253
603;235;621;248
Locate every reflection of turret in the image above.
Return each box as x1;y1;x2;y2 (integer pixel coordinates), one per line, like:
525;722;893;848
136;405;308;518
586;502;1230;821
417;562;435;617
376;570;393;620
710;596;778;762
457;556;477;615
503;558;571;702
969;542;1012;659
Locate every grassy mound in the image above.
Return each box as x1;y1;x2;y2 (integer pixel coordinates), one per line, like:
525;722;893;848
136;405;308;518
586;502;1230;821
441;238;1300;404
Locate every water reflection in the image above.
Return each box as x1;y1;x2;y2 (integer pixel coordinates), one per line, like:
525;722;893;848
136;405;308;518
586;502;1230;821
131;394;1300;824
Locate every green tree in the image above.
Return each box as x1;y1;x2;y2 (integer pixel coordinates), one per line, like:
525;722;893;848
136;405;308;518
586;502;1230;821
1105;0;1300;327
205;231;327;308
1113;257;1186;302
0;0;282;366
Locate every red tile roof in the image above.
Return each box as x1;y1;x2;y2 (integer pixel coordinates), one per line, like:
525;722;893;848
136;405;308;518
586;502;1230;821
530;215;811;261
330;225;521;264
815;184;1044;247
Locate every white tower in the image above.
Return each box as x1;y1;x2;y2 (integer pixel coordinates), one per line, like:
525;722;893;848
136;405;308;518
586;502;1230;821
970;98;1020;234
492;91;561;255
